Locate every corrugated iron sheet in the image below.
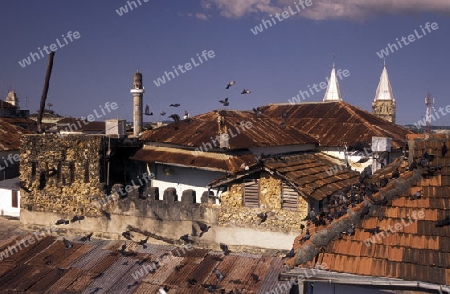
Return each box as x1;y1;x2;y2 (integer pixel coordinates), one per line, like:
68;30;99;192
0;235;288;293
132;145;257;173
140;110;317;149
264;153;360;200
0;119;34;151
259;102;412;149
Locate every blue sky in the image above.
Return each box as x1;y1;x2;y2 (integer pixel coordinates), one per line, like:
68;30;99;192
1;0;450;126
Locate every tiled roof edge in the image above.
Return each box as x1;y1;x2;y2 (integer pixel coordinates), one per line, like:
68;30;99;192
294;169;423;266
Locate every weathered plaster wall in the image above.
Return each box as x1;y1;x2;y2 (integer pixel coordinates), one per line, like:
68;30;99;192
219;174;308;233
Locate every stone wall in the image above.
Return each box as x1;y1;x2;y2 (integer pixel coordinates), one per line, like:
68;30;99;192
218;173;308;233
20;134;106;216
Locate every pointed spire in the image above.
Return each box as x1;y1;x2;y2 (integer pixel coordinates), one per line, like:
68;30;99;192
374;64;395;102
323;65;343;102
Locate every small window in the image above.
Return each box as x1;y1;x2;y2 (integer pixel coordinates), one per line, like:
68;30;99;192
84;162;89;183
242;179;259;208
31;162;37;183
12;191;18;208
61;162;74;185
281;183;298;211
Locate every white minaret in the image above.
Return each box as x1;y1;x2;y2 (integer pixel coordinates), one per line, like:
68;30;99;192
323;64;343;102
130;71;144;137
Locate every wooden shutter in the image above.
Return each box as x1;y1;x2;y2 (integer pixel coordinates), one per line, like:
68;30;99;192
12;191;18;208
281;183;298;211
242;180;259;208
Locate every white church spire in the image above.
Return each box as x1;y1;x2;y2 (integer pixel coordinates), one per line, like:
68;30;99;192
374;64;395;102
323;65;343;102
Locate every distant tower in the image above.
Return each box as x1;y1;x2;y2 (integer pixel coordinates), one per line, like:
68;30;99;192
323;64;343;102
130;71;144;137
372;62;396;123
425;91;435;133
5;90;19;107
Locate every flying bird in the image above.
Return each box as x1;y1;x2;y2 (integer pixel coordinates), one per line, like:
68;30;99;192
408;159;418;171
241;89;251;94
220;243;231;255
137;236;149;248
80;232;93;242
127;281;139;289
226;81;236;89
63;238;73;249
251;273;260;282
391;168;400;179
160;111;166;116
343;223;355;236
410;190;422;200
364;227;381;235
284;248;295;258
180;234;191;243
379;177;389;188
183;110;190;119
299;229;311;243
360;205;370;219
253;107;262;117
214;269;225;282
187;278;197;285
435;216;450;227
170;103;180;107
144;105;153;115
169;114;180;122
257;212;267;223
71;215;85;223
159;286;169;294
196;221;211;237
122;231;133;240
208;194;221;203
101;210;111;220
89;287;102;294
55;219;69;225
219;97;229;106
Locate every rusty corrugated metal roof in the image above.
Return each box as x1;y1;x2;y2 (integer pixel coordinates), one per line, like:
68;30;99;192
259;101;412;149
263;153;360;200
131;145;258;173
140;110;318;149
288;135;450;287
0;236;287;293
0;119;34;151
56;117;106;132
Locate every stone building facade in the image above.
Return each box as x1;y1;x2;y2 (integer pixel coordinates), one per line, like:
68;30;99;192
19;134;106;216
218;174;309;233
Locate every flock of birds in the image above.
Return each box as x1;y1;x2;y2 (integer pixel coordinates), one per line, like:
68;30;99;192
51;143;450;289
142;80;253;124
293;143;450;249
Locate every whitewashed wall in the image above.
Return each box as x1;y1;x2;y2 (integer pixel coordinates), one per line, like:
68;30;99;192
0;188;20;217
150;164;225;203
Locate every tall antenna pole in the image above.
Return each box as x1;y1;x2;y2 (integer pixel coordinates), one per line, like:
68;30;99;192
425;91;434;134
